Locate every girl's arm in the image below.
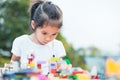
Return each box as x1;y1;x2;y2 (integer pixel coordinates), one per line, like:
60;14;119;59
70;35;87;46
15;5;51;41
10;54;20;64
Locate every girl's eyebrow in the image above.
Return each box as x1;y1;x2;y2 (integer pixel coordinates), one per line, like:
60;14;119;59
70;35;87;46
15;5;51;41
41;31;47;33
53;31;59;34
41;30;59;33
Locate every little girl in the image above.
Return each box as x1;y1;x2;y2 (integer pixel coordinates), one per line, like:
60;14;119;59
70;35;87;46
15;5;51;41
10;0;66;74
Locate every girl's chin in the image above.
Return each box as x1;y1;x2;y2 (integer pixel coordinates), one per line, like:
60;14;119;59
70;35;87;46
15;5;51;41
40;42;48;45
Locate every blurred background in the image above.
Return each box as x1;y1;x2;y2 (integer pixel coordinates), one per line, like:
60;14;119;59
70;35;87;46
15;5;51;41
0;0;120;79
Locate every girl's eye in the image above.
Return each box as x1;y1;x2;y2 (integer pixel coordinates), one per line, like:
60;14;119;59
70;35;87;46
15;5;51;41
52;33;57;36
42;32;47;35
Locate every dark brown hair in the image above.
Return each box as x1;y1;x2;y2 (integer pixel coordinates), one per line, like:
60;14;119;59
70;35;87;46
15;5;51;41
30;0;63;30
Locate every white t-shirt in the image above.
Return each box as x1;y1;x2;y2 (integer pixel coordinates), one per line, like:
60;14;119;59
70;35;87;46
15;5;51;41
11;35;66;72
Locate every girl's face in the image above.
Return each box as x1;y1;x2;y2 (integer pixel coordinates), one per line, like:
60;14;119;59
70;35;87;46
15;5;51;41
34;25;60;45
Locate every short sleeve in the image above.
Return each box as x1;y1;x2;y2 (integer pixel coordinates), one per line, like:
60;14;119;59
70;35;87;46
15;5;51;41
54;40;66;58
11;38;21;57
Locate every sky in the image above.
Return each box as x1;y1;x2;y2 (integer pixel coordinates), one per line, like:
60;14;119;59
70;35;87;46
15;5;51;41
50;0;120;54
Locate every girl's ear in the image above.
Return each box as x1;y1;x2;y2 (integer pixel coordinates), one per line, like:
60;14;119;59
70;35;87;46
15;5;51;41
31;20;35;30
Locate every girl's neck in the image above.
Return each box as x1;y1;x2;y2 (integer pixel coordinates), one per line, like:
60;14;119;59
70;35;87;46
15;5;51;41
29;33;40;45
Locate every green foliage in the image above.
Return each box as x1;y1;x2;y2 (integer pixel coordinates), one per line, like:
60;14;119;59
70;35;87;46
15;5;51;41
0;55;10;67
0;0;30;50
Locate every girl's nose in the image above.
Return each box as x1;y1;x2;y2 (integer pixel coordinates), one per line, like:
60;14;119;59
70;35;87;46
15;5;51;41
45;36;51;41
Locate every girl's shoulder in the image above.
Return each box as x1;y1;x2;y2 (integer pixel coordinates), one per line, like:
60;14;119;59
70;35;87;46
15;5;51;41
51;39;64;47
53;39;62;44
15;34;28;39
13;34;29;43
